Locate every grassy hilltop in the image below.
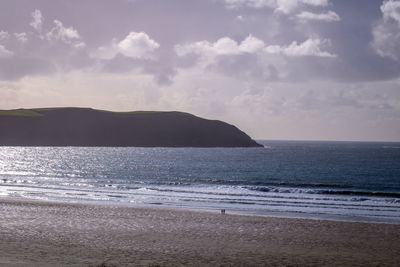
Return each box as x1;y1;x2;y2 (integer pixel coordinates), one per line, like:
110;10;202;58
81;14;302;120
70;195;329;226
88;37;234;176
0;107;262;147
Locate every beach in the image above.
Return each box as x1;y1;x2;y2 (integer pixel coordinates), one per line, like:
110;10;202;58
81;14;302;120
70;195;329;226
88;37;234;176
0;198;399;266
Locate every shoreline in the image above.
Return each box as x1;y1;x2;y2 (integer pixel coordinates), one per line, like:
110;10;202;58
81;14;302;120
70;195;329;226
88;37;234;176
1;197;399;266
3;195;399;225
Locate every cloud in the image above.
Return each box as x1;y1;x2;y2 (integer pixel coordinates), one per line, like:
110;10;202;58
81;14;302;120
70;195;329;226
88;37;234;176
176;35;335;59
117;32;160;59
372;21;400;60
29;9;85;48
46;20;80;42
175;36;335;85
265;38;336;57
0;56;55;81
93;32;160;60
240;35;266;53
30;9;43;33
14;32;28;44
300;0;329;6
223;0;329;14
211;38;243;55
175;35;265;57
0;31;9;40
0;45;13;58
74;42;86;49
372;0;400;60
275;0;300;14
92;44;118;60
45;19;86;48
0;9;90;81
276;0;330;14
0;0;399;141
223;0;275;9
296;11;341;22
91;32;167;84
381;0;400;25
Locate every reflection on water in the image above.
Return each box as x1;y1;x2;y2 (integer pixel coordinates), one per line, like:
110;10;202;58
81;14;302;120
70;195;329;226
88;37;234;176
0;141;400;223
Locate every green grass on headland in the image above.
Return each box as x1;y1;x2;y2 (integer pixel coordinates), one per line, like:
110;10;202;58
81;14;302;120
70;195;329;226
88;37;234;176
0;109;42;117
0;107;189;118
0;108;167;117
96;109;169;115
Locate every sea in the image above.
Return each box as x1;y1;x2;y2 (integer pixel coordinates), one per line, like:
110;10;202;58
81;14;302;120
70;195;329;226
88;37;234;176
0;140;399;224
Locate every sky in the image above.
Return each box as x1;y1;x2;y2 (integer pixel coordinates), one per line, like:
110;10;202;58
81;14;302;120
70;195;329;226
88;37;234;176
1;0;400;141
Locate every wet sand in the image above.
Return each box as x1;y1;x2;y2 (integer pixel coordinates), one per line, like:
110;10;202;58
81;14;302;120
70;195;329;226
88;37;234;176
0;198;399;266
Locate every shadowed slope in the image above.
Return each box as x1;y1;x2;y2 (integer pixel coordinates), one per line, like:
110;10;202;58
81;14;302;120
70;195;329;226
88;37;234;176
0;108;262;147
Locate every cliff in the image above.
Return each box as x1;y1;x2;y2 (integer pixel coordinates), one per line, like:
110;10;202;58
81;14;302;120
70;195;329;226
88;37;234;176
0;108;262;147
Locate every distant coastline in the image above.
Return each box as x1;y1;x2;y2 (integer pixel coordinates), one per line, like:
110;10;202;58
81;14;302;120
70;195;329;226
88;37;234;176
0;107;262;147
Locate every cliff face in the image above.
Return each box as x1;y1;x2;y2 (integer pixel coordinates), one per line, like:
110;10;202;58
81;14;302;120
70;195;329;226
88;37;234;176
0;108;262;147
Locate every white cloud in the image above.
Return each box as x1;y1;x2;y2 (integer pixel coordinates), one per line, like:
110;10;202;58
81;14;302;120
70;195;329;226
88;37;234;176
175;35;265;57
213;37;242;55
46;20;80;42
30;9;43;32
117;32;160;59
372;21;400;60
45;19;85;48
223;0;275;9
0;31;9;40
91;44;118;60
296;11;341;22
239;35;266;53
381;0;400;24
0;45;13;58
372;0;400;60
176;35;335;58
92;32;160;60
263;45;282;54
276;0;329;14
74;42;86;49
301;0;329;6
29;10;84;48
175;40;210;57
265;38;336;57
223;0;329;14
14;32;28;44
275;0;300;14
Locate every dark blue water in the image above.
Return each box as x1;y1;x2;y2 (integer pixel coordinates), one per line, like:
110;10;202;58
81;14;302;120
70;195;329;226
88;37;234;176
0;141;399;223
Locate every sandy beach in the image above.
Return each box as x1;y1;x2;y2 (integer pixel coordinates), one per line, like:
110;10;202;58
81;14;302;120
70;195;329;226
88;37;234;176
0;198;399;266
